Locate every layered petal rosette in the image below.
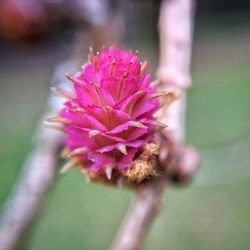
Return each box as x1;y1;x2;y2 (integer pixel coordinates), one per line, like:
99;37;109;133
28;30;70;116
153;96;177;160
50;47;171;182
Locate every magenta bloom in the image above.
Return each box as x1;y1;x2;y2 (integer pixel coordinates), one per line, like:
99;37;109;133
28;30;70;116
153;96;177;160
55;48;162;180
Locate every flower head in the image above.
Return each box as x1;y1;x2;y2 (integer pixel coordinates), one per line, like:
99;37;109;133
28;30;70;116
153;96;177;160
50;47;173;183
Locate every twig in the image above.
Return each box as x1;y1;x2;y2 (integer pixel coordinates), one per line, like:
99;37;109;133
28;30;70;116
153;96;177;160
111;0;195;249
0;119;62;250
157;0;195;144
0;31;80;250
0;57;76;249
111;178;166;250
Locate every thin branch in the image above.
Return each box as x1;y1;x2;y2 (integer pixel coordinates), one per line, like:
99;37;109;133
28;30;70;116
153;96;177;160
111;0;196;249
0;56;75;249
157;0;195;144
0;121;62;250
111;178;166;250
0;34;79;250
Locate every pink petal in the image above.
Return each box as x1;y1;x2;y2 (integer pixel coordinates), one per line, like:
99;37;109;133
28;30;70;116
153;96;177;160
118;148;138;170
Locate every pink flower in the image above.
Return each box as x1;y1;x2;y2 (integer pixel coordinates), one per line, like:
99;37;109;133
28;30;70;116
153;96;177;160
51;47;164;181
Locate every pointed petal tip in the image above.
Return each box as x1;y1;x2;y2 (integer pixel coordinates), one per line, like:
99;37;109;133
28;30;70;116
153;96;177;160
153;91;180;101
64;71;70;77
140;60;148;73
59;159;77;174
153;121;167;128
116;143;127;155
60;148;69;158
47;116;70;124
50;86;74;99
104;105;112;112
129;121;147;129
65;72;83;85
65;72;76;82
89;130;100;137
44;123;64;131
104;166;113;180
68;147;88;157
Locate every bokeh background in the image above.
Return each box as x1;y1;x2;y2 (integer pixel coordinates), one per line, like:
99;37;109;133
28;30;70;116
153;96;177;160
0;1;250;249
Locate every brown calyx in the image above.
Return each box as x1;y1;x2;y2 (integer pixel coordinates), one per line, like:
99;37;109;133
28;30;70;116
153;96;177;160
124;142;163;183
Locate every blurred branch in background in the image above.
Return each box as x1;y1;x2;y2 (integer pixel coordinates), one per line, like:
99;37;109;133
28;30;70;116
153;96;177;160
0;115;62;250
0;53;76;250
0;1;126;249
111;1;199;250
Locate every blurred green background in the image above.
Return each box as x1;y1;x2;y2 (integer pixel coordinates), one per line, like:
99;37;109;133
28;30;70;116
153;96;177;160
0;3;250;250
